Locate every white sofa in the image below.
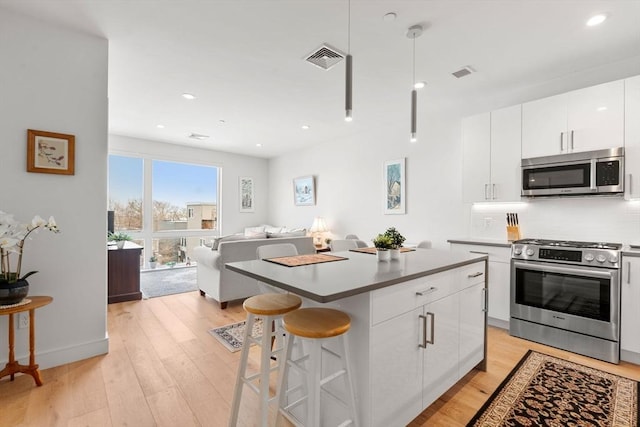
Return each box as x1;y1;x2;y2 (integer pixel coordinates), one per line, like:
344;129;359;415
192;236;315;308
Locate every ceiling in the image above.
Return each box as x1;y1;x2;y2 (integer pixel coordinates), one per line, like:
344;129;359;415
2;1;640;158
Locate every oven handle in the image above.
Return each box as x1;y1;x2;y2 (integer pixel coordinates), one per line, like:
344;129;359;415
512;259;617;280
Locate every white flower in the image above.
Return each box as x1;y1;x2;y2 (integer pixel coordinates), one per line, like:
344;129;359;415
0;237;19;249
46;216;59;232
31;215;46;229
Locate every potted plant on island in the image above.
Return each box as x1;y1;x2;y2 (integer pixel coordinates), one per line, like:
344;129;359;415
384;227;406;260
372;234;393;261
108;231;132;249
149;255;158;269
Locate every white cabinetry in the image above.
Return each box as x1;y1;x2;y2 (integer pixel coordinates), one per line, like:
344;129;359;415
450;242;511;327
624;75;640;200
370;261;486;427
621;256;640;363
522;79;624;158
462;105;521;203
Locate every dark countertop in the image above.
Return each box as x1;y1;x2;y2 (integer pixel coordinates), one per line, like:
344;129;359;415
226;248;488;303
447;238;512;248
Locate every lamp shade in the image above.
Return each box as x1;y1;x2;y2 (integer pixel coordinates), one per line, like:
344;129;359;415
309;217;328;233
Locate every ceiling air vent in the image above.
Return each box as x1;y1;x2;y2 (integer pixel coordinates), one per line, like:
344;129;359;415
305;44;346;70
452;66;476;79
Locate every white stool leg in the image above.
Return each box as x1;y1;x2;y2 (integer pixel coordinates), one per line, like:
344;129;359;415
229;313;255;427
258;315;275;427
307;339;322;427
340;334;359;427
276;331;295;426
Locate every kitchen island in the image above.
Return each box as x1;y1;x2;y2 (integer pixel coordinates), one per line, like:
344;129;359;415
226;248;488;427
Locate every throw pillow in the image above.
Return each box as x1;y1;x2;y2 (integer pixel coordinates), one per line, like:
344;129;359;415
211;234;247;250
244;226;267;238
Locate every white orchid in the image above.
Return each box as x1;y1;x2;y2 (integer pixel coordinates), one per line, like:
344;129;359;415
0;210;61;282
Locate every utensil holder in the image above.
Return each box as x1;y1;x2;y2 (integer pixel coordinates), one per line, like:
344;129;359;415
506;226;521;242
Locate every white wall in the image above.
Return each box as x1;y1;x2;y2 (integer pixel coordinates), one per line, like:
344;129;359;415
0;10;109;368
268;114;465;249
109;134;270;235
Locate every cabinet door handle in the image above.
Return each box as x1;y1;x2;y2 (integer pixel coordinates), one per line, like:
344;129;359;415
570;130;575;150
469;251;488;255
418;314;427;348
560;132;564;151
416;286;438;296
481;287;488;312
627;262;631;284
484;184;489;200
492;184;496;200
426;312;435;345
628;173;633;197
468;271;484;278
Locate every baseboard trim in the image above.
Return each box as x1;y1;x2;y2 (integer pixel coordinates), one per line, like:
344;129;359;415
621;349;640;365
488;317;509;330
1;336;109;370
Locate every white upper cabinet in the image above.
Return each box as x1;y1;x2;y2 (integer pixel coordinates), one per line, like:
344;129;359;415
462;112;491;202
490;105;522;202
522;79;625;159
624;75;640;200
462;105;521;203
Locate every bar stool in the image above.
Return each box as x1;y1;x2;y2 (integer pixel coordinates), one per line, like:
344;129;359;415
276;307;359;427
228;293;302;427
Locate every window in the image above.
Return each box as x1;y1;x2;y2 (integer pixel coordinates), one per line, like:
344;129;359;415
108;155;143;232
108;155;219;268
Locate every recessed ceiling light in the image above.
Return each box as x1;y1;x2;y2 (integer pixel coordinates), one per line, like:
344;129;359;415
414;81;426;89
256;143;262;147
182;93;196;100
188;133;209;140
586;14;607;26
301;125;310;130
219;119;226;124
597;106;608;111
156;124;165;129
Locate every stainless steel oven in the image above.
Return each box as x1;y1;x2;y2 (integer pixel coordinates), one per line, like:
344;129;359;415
510;239;621;363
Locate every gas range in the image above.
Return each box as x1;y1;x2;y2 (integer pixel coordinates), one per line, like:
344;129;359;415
511;238;622;268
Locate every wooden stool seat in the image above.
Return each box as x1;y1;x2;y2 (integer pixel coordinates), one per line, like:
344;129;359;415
282;307;350;339
243;293;302;316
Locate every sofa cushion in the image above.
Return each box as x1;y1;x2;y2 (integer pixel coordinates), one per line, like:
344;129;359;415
267;230;307;238
244;226;267;238
211;233;247;250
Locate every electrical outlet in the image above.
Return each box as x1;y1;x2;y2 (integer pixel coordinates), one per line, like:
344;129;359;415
18;312;29;329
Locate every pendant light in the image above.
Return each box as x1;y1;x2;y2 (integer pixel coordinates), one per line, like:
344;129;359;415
407;24;423;142
345;0;353;122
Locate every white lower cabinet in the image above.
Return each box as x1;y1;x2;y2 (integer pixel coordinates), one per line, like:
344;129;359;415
621;256;640;361
450;243;511;326
370;262;486;427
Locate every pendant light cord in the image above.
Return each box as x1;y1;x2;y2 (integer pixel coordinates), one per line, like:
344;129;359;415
348;0;351;54
412;36;416;85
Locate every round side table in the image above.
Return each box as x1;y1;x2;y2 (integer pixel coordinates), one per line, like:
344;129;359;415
0;296;53;386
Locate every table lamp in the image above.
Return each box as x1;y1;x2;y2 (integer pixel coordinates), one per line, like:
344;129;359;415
309;217;328;248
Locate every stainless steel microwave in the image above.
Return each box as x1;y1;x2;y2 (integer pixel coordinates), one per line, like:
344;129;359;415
521;147;624;197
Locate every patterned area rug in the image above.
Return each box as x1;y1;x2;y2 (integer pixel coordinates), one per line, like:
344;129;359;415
208;319;263;352
467;350;639;426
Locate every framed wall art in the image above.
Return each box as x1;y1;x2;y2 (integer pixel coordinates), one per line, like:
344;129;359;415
239;176;255;212
384;158;406;214
293;175;315;206
27;129;75;175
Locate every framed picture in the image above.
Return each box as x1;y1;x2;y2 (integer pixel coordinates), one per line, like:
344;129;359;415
384;158;406;214
293;175;316;206
239;176;255;212
27;129;75;175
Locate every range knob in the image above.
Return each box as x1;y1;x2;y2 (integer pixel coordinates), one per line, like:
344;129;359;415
525;248;535;256
596;254;606;263
609;255;619;263
513;247;523;255
584;253;595;262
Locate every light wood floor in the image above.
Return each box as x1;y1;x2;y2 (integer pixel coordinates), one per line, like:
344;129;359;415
1;290;639;426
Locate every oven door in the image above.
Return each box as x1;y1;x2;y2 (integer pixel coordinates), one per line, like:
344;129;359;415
511;259;620;341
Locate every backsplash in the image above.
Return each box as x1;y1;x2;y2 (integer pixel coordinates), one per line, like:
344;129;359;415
469;197;640;245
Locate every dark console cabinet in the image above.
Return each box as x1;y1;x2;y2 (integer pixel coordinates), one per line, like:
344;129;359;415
108;242;142;304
